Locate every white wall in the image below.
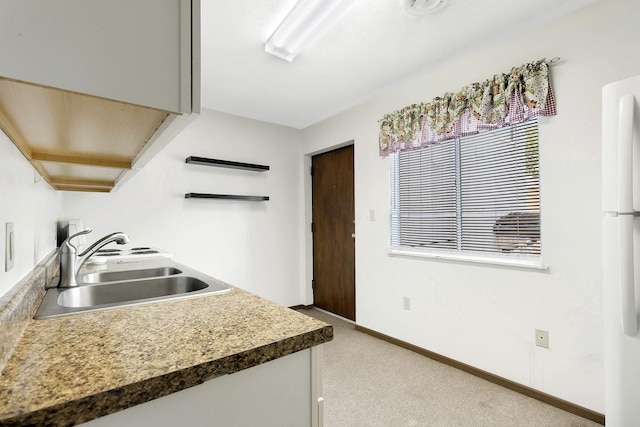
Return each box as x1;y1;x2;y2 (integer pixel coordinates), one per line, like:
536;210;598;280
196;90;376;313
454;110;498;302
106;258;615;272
0;132;59;296
60;109;305;306
301;0;640;412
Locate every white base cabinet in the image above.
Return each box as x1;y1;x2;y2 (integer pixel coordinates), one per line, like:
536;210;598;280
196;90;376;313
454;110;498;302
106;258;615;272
81;347;324;427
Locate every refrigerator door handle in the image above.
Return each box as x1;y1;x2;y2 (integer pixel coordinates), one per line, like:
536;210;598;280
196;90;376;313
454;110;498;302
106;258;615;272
618;94;638;336
619;215;638;336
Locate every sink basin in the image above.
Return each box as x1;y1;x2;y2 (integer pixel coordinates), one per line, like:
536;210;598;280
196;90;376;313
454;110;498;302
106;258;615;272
58;276;208;308
35;262;231;319
79;267;182;284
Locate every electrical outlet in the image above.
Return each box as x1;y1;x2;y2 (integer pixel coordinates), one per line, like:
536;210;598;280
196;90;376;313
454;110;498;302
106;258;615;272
535;329;549;348
6;222;15;272
403;296;411;310
369;209;376;221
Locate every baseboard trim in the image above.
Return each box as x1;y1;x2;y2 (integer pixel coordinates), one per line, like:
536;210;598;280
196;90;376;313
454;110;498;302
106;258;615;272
355;324;604;425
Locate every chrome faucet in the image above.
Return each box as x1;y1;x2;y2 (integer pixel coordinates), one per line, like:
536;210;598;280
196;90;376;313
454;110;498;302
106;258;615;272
59;228;130;288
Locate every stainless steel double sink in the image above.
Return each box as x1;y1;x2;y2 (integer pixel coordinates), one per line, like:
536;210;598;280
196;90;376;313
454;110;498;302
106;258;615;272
35;261;231;319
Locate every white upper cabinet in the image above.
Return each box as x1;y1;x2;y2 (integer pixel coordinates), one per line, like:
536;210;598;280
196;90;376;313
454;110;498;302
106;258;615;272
0;0;198;114
0;0;201;192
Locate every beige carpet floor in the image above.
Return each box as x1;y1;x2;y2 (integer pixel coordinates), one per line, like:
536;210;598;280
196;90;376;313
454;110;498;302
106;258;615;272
299;308;602;427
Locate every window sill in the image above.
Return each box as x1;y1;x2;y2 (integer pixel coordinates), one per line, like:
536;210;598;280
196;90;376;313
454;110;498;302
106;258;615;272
388;248;548;271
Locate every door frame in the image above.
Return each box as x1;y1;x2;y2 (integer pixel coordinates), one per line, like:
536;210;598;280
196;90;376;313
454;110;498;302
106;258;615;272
303;140;355;313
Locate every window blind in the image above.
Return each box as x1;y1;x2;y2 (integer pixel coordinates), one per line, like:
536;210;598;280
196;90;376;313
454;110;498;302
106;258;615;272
391;118;540;257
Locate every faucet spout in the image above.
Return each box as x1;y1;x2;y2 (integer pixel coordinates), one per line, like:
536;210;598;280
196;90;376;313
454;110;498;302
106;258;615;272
59;229;130;288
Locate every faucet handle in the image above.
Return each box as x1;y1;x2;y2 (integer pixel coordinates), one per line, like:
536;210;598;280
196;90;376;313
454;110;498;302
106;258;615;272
63;227;93;251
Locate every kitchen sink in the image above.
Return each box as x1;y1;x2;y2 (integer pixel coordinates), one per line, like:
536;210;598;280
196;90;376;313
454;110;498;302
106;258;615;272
35;262;231;319
58;276;208;308
79;267;182;284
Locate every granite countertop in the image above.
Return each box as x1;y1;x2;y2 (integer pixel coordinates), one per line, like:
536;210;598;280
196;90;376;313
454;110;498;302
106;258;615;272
0;259;332;426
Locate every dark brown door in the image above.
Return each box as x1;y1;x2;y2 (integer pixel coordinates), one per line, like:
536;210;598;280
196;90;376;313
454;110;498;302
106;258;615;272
312;145;355;321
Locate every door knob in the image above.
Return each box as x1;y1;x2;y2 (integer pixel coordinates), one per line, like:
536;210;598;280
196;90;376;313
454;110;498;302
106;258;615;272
351;233;356;238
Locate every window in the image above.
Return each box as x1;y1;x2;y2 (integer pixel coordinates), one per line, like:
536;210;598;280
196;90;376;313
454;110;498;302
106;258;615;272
390;119;540;261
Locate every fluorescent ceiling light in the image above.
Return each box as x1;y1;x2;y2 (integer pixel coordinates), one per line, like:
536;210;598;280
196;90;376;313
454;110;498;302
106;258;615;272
265;0;356;62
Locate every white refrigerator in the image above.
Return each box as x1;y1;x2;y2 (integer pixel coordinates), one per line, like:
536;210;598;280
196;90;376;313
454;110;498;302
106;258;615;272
603;75;640;426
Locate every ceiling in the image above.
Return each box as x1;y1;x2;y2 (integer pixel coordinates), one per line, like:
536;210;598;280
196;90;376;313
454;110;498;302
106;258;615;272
200;0;596;129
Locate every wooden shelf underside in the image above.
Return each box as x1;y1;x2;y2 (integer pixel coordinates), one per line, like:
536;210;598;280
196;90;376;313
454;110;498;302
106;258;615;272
0;77;171;192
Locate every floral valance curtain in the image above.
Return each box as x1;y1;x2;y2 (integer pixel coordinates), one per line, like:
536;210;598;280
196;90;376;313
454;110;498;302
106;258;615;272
378;59;557;156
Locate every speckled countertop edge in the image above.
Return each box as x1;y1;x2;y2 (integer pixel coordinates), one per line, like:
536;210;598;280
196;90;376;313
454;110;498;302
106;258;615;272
0;250;58;373
0;259;332;426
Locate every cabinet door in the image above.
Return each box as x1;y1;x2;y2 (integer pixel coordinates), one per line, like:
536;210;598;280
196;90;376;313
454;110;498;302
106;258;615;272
80;349;316;427
0;0;193;113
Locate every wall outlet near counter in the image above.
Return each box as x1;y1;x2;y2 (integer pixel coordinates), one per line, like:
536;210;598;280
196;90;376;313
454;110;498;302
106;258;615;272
535;329;549;348
403;296;411;310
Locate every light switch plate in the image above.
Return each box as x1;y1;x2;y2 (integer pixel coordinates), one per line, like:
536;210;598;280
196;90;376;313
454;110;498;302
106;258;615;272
6;222;15;272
